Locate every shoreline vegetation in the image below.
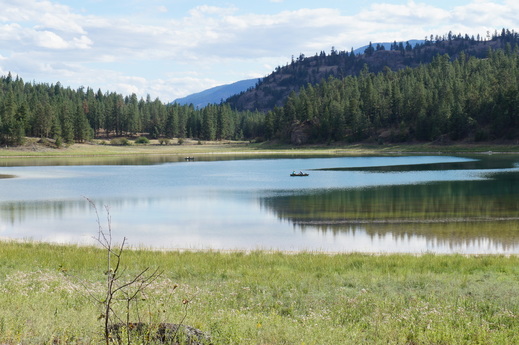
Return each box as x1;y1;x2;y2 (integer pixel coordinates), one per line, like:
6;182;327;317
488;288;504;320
0;137;518;158
0;240;518;344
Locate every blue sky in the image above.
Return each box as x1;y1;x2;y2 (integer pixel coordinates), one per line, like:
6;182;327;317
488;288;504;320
0;0;516;102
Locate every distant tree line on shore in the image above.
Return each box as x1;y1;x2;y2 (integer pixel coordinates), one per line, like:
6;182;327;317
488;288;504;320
0;74;265;146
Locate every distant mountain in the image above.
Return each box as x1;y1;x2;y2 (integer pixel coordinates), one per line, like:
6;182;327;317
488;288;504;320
173;78;258;108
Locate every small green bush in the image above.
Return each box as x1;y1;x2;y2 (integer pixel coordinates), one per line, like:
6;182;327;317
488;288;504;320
135;136;150;144
110;137;130;146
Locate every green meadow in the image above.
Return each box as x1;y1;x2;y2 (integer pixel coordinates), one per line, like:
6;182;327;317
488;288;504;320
1;241;519;344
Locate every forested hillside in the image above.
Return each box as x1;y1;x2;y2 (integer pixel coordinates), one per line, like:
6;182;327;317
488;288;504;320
227;29;519;113
264;49;519;144
0;75;265;146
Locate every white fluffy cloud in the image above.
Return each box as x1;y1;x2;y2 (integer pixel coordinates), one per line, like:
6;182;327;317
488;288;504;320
0;0;517;102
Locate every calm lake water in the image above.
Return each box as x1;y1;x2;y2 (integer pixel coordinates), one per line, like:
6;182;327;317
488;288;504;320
1;154;519;254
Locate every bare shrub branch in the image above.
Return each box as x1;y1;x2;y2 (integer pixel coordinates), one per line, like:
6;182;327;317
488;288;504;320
85;197;163;345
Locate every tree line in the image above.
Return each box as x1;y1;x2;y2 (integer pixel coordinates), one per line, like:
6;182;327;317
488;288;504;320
0;74;265;146
264;48;519;143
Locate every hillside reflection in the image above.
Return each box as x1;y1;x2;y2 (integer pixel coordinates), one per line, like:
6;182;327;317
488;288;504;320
261;171;519;250
314;154;518;172
295;221;519;252
0;197;173;225
0;199;89;224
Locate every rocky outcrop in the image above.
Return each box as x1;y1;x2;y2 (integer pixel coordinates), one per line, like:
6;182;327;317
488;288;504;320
290;120;312;145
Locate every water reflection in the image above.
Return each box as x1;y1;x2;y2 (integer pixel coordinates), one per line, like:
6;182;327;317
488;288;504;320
1;154;519;253
0;153;321;167
261;171;519;220
260;164;519;253
296;221;519;254
314;154;518;172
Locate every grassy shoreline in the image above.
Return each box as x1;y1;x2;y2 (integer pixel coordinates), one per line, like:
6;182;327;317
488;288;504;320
0;138;519;158
1;241;519;344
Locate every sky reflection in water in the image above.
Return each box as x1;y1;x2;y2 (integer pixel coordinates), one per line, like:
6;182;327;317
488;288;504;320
0;154;519;254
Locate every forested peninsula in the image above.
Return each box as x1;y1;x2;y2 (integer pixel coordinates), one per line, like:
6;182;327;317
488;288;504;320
1;29;519;147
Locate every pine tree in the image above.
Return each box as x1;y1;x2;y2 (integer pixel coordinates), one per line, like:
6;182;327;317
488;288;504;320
201;105;216;140
73;104;92;142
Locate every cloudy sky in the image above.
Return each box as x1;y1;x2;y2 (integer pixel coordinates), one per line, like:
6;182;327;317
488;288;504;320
0;0;517;102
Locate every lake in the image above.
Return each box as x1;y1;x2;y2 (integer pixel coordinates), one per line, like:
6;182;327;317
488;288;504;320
1;154;519;254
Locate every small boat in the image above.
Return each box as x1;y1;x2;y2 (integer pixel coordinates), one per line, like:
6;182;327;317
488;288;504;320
184;157;195;161
290;172;309;177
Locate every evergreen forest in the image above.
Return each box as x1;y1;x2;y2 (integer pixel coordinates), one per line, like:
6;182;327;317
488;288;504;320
264;49;519;143
1;29;519;146
0;75;265;146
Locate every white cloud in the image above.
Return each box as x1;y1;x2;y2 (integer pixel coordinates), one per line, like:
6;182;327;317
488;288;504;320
34;30;69;49
0;0;86;34
0;23;23;41
360;1;450;25
72;35;93;49
452;1;513;27
188;5;238;17
0;0;517;102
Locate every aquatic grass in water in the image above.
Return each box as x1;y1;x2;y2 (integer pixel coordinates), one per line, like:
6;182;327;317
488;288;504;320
1;241;519;344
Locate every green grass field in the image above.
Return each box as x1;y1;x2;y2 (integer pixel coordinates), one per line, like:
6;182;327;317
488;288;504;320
1;241;519;344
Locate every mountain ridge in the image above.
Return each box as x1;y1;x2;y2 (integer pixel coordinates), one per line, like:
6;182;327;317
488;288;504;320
173;78;258;108
225;33;513;112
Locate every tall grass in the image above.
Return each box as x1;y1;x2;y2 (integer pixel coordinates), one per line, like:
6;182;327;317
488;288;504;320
1;241;518;344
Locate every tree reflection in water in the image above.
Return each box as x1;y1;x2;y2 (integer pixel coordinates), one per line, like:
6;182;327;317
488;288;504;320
261;172;519;251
